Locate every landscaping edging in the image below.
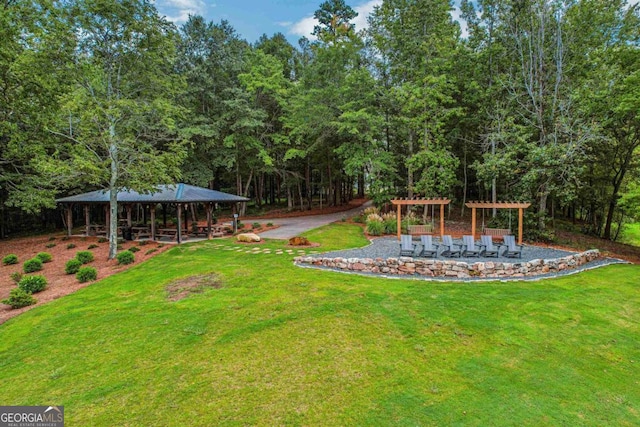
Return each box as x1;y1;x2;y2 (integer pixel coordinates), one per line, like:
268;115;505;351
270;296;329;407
294;249;602;279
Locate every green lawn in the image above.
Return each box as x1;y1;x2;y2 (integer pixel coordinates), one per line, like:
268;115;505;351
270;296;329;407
1;223;639;426
621;222;640;247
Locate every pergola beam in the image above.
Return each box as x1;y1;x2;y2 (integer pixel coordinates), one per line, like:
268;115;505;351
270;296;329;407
391;198;451;240
465;201;531;244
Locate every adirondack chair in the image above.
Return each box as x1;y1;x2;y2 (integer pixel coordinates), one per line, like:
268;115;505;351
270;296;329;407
479;235;501;258
418;235;438;258
502;235;523;258
461;235;481;257
399;234;417;257
440;235;462;258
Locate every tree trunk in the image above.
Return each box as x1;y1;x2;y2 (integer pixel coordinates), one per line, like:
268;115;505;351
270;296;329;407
108;131;119;260
306;162;312;210
407;130;414;198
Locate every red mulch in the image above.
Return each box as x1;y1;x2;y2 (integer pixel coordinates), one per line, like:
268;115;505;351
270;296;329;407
0;235;171;324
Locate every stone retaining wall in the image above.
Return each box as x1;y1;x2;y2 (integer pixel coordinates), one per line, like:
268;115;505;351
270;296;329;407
294;249;601;279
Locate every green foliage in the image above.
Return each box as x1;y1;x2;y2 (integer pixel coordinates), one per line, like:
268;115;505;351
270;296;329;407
10;272;22;284
365;214;384;236
23;258;43;273
1;288;36;309
116;250;135;265
65;259;82;275
45;243;56;248
382;212;398;234
66;243;76;249
36;252;52;263
75;251;94;264
2;254;18;265
97;238;108;243
129;246;140;253
88;244;98;249
48;236;57;241
252;222;261;229
18;275;47;293
76;267;97;283
266;222;273;227
138;240;149;246
145;248;158;255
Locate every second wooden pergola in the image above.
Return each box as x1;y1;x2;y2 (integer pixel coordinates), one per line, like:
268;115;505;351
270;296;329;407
391;198;451;240
465;201;531;244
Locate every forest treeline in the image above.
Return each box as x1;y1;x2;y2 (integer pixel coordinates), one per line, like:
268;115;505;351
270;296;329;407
1;0;639;241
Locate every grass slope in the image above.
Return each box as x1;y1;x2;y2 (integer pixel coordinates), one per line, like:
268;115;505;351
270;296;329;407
621;223;640;247
1;223;639;426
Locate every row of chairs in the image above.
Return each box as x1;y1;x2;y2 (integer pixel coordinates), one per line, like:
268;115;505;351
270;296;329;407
400;235;523;258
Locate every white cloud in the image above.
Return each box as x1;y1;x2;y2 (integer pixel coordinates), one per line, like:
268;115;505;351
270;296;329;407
160;0;209;24
451;3;469;39
352;0;382;32
289;15;318;40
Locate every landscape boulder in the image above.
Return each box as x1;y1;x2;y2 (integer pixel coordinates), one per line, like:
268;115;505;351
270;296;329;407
237;233;261;243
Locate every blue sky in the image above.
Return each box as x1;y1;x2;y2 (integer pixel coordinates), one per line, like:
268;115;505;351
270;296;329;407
154;0;467;44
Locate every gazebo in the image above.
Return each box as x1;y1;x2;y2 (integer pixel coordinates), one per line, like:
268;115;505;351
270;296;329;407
465;201;531;244
390;197;451;240
56;183;250;244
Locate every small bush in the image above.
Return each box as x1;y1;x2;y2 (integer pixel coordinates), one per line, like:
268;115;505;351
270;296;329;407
75;251;94;264
45;243;56;248
66;243;76;249
138;240;149;246
10;271;22;283
36;252;53;263
116;244;123;250
157;243;165;248
116;250;135;265
129;246;140;253
266;222;273;227
2;254;18;265
48;236;57;241
97;237;108;243
252;222;261;229
145;248;158;255
23;258;43;273
88;244;98;249
61;236;70;241
65;259;82;275
76;267;97;283
18;275;47;293
2;288;36;309
366;220;384;236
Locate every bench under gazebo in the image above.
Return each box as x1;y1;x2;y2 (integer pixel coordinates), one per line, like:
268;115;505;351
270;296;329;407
465;201;531;244
391;197;451;240
56;183;250;244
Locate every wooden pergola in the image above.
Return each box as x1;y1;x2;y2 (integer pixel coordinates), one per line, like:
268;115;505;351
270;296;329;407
465;201;531;245
391;197;451;240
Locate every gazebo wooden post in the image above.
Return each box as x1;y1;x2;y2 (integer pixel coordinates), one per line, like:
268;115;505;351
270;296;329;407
104;205;110;235
177;204;183;244
518;208;524;245
396;203;402;241
84;205;90;236
125;204;132;227
471;207;477;238
206;203;213;239
440;203;445;238
66;204;74;236
150;204;156;241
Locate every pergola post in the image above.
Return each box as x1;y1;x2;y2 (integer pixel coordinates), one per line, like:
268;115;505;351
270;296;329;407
440;204;445;238
396;204;402;241
150;204;156;241
471;207;477;238
84;205;90;236
518;208;524;245
66;204;73;237
177;204;183;244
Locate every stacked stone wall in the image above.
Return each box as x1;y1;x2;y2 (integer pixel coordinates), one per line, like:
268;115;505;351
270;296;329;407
295;250;601;279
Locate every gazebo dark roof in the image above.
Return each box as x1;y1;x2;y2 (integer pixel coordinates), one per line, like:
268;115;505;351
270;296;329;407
56;183;249;204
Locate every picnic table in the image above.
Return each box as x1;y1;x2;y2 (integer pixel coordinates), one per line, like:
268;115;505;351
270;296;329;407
156;228;188;241
190;225;226;238
88;224;106;236
130;226;151;239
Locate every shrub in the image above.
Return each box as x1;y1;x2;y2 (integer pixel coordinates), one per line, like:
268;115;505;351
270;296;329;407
48;236;57;241
2;288;36;309
252;222;261;229
65;259;82;275
23;258;43;273
36;252;53;263
2;254;18;265
382;212;398;234
97;237;108;243
366;220;384;236
138;240;149;246
116;250;135;265
45;243;56;248
363;206;380;216
129;246;140;253
145;248;157;255
266;222;273;227
61;236;70;241
18;275;47;293
76;267;97;283
10;272;22;283
76;251;94;264
88;244;98;249
66;243;76;249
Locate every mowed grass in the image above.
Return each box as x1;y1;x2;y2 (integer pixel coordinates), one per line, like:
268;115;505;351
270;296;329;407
1;223;639;426
621;222;640;247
